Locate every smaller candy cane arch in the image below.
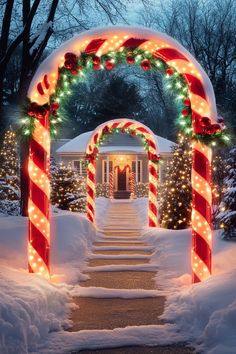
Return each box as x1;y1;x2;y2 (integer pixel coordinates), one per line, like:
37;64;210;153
86;119;159;227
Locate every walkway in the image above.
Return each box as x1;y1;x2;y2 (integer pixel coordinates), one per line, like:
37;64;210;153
70;200;194;353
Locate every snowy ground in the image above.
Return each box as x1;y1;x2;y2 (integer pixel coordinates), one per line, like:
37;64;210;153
0;208;97;354
0;197;236;354
136;198;236;354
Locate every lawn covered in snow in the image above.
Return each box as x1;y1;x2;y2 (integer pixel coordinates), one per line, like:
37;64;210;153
136;198;236;354
0;207;98;354
0;197;236;354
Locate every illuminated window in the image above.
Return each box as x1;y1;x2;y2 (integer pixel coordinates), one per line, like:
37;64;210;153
73;160;86;176
102;160;113;183
131;160;142;182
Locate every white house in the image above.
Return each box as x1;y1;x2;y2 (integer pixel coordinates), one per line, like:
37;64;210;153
53;129;175;198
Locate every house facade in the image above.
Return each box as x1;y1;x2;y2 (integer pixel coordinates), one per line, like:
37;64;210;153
53;129;175;196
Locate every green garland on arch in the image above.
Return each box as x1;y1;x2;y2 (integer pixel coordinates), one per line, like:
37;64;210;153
21;47;230;147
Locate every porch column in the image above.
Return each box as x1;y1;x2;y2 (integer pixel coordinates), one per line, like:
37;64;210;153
106;155;109;183
135;155;138;182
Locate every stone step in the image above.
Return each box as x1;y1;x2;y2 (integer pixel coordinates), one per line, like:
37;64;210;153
107;210;137;213
74;346;195;354
106;215;138;218
100;230;142;234
103;230;141;233
93;250;152;256
89;258;150;267
81;271;156;289
90;254;150;260
103;223;141;226
93;242;147;247
100;234;143;238
113;191;131;199
96;237;143;242
99;227;141;234
69;297;165;331
93;246;152;252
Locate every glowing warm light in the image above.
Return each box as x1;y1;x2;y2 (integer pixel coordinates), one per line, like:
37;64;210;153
86;119;158;227
26;28;218;285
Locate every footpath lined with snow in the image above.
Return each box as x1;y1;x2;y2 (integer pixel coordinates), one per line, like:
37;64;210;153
65;200;193;354
1;198;236;353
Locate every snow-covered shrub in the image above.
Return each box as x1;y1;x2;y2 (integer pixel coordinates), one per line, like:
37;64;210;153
96;182;109;197
0;200;20;216
135;182;149;198
51;160;86;212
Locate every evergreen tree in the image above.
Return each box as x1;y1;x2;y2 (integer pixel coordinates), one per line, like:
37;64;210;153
0;127;20;201
61;72;144;137
159;134;192;229
217;147;236;239
51;162;86;212
0;127;20;215
212;152;227;227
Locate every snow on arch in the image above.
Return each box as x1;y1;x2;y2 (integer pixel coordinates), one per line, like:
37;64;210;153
28;25;217;122
85;118;158;155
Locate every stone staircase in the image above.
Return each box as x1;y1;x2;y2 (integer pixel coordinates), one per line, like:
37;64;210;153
70;200;194;354
113;190;131;199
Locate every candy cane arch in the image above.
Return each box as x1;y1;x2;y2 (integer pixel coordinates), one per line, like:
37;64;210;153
86;119;158;227
26;26;220;282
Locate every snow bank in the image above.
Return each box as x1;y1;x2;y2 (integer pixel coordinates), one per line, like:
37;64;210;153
163;270;236;354
51;211;96;283
133;197;149;226
95;197;110;229
0;266;71;354
143;227;192;289
0;210;97;354
135;197;236;354
38;323;187;354
0;210;97;283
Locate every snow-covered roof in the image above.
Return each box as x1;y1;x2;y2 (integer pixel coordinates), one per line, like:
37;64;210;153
56;131;175;154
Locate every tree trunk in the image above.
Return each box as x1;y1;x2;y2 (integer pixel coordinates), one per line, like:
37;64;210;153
20;139;29;216
18;75;32;216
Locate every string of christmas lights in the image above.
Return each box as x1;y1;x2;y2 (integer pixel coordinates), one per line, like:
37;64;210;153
0;128;20;202
22;48;229;147
25;28;225;283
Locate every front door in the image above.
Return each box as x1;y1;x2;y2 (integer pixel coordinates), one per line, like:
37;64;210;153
118;169;126;190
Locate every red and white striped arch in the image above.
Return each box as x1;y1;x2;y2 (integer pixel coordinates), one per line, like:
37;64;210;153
86;119;158;227
27;26;218;283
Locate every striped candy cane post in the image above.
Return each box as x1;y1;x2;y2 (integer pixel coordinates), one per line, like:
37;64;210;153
191;141;212;282
109;171;114;199
86;157;96;223
152;47;214;282
28;114;50;279
148;160;158;227
86;119;158;227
